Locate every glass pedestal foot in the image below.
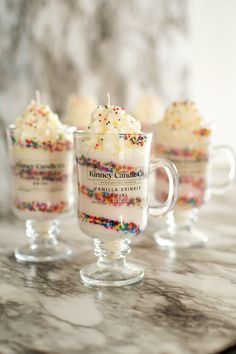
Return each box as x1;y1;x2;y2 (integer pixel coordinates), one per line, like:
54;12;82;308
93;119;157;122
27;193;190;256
154;226;208;249
80;239;144;287
80;261;144;287
14;241;72;263
14;219;72;263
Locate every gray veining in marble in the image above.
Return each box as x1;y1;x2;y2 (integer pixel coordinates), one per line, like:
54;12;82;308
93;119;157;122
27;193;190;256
0;184;236;354
0;4;235;352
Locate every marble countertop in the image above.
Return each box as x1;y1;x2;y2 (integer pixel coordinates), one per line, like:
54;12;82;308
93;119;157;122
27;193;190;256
0;187;236;354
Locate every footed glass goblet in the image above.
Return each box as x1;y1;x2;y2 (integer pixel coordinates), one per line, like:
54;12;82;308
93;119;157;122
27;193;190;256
74;131;179;287
7;125;75;262
155;139;236;249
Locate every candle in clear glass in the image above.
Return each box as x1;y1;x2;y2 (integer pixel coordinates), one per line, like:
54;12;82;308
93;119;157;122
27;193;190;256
74;130;179;287
154;102;236;248
7;96;75;262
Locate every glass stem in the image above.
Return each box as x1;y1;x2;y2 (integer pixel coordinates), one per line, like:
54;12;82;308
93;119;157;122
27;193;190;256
94;239;131;268
25;219;60;248
167;209;198;231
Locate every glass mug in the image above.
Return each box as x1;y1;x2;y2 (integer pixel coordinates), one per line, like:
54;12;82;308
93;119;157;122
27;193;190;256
7;125;75;262
74;131;179;287
154;131;236;248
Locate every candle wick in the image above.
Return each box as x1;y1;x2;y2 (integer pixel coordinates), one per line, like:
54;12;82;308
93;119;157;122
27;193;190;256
36;90;40;105
107;93;111;107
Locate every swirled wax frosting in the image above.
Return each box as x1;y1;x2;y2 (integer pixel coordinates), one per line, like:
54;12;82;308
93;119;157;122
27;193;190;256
155;101;210;212
163;101;202;129
64;95;97;129
156;101;211;151
14;99;68;143
87;104;141;134
79;101;145;161
9;94;74;218
132;95;164;127
75;96;152;239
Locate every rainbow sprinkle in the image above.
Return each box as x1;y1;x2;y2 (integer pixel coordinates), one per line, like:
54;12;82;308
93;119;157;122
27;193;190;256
157;169;206;190
79;212;141;235
157;144;208;160
77;155;141;174
179;175;206;189
193;128;211;137
157;191;204;208
79;185;143;207
86;134;147;151
14;200;68;213
156;168;206;208
119;134;147;147
10;133;72;152
177;195;204;207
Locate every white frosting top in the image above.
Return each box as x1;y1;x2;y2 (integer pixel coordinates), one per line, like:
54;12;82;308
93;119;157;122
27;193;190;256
163;101;202;129
14;100;68;142
87;104;141;134
75;102;149;163
64;95;96;129
132;95;164;126
156;101;211;148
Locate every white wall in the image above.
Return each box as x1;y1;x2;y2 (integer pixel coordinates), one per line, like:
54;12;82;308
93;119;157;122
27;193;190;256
189;0;236;150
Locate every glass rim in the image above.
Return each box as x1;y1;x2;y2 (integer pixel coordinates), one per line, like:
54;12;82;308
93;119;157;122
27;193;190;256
155;121;215;129
73;130;153;137
154;121;215;136
7;123;76;133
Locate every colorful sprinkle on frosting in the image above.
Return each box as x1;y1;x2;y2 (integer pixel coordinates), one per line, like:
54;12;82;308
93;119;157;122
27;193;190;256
193;128;211;137
119;134;147;147
156;101;211;153
12;96;72;151
14;200;69;213
161;101;203;130
87;103;141;134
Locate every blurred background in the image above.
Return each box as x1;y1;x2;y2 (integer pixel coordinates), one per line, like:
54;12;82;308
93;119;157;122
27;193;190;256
0;0;236;210
0;0;189;116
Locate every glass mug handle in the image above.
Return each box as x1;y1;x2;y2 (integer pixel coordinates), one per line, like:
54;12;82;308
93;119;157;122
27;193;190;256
211;145;236;195
148;158;179;217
